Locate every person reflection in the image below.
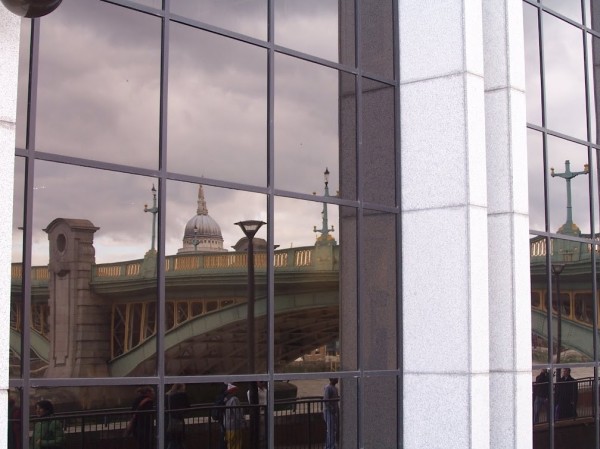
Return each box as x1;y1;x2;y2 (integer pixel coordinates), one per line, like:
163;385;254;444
323;378;339;449
533;368;550;424
127;387;155;449
8;396;21;449
555;368;578;420
165;384;190;449
31;400;64;449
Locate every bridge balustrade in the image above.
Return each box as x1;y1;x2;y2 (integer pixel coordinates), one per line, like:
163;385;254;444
17;397;333;449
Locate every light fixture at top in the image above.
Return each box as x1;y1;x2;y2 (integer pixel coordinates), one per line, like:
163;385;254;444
1;0;62;18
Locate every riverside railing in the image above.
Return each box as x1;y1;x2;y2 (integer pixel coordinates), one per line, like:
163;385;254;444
533;377;596;425
17;397;334;449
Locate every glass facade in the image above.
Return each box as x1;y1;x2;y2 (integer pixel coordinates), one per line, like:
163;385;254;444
9;1;399;448
525;0;600;447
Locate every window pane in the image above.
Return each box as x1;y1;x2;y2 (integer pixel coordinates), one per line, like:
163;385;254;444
547;136;590;235
361;210;397;370
530;235;550;365
361;78;396;206
35;0;161;168
31;162;158;378
524;3;542;126
542;12;587;140
15;20;30;151
165;181;267;376
527;129;546;232
274;197;355;373
275;0;353;64
542;0;582;23
359;0;394;78
168;24;267;186
275;55;349;197
171;0;267;41
10;157;25;379
363;377;398;447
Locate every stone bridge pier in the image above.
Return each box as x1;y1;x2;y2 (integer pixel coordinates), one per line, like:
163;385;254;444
44;218;110;378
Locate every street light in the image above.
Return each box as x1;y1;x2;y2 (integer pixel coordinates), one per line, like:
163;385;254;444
235;219;265;449
1;0;62;17
192;225;200;252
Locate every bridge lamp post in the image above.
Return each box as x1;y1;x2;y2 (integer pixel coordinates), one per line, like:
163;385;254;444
552;263;565;379
235;219;265;449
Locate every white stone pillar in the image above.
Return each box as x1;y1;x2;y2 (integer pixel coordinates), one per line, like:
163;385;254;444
483;1;532;448
0;6;20;449
400;1;490;448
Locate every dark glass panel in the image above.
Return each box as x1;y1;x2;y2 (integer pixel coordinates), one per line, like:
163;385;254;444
168;24;267;186
554;366;595;444
530;235;550;364
527;129;545;232
547;136;590;235
10;157;24;379
274;197;353;373
542;0;582;23
171;0;267;40
35;0;161;168
361;209;397;370
542;11;587;140
31;161;157;378
363;377;398;448
274;0;353;64
165;180;267;376
361;78;395;206
30;385;156;447
274;55;345;196
550;238;593;364
359;0;394;78
523;3;542;126
15;20;30;150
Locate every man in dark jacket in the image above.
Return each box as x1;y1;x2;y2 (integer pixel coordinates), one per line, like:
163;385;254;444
555;368;578;419
533;368;550;424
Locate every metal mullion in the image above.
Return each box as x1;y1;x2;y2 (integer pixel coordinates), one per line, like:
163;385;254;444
392;0;402;445
19;16;41;447
266;1;275;448
526;122;600;151
155;1;170;447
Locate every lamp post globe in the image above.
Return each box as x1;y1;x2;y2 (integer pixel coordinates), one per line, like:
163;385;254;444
1;0;62;18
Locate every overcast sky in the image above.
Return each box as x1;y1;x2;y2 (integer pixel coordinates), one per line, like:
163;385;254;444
12;0;343;265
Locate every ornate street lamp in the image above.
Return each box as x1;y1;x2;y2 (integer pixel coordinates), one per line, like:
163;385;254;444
144;185;158;253
192;225;200;252
1;0;62;17
235;219;265;449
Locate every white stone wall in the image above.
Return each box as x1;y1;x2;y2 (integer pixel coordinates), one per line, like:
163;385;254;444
483;0;532;448
401;0;530;448
0;6;20;449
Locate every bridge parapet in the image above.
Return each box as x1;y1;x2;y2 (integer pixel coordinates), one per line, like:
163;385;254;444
89;246;324;282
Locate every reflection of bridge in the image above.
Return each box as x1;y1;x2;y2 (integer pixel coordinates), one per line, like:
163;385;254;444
10;218;341;377
531;310;594;359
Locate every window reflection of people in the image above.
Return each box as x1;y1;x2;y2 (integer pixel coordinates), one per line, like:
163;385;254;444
166;384;190;449
533;368;550;424
224;383;244;449
31;400;64;449
8;396;21;449
128;387;155;449
555;368;578;420
323;378;339;449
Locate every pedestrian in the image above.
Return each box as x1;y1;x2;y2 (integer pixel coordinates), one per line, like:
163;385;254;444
31;400;64;449
555;368;578;419
533;368;550;424
323;378;339;449
166;384;190;449
223;383;244;449
127;387;155;449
